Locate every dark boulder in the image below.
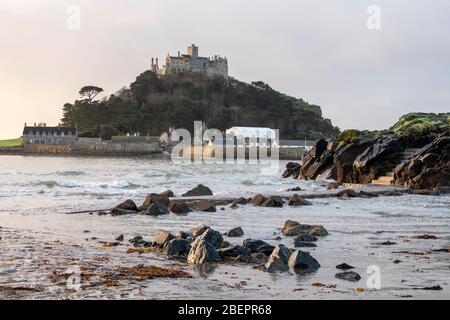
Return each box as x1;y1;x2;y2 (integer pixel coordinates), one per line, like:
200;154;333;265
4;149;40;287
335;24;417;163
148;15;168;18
337;189;360;198
250;194;267;206
262;196;284;208
294;241;317;248
141;202;170;216
182;184;213;197
282;162;301;179
333;139;376;183
142;193;170;209
224;227;244;237
353;137;404;184
288;194;312;206
154;230;175;246
165;239;191;258
113;199;139;212
288;250;320;270
175;231;194;239
187;239;220;264
129;236;143;245
218;245;251;262
265;244;292;272
243;239;275;255
110;208;139;216
336;263;355;270
358;190;380;198
294;234;318;242
395;132;450;189
193;200;217;212
335;271;361;282
169;202;192;214
196;228;223;249
190;225;210;237
160;190;175;198
282;220;329;237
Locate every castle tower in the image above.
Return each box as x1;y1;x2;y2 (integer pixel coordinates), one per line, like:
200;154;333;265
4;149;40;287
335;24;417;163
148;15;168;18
187;44;199;58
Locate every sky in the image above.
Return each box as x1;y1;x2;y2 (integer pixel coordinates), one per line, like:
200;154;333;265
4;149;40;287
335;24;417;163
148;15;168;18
0;0;449;138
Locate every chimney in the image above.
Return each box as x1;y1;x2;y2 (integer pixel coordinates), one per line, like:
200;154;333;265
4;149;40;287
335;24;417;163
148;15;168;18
34;123;36;127
156;58;159;67
178;51;180;57
24;123;27;127
44;123;46;127
151;58;154;66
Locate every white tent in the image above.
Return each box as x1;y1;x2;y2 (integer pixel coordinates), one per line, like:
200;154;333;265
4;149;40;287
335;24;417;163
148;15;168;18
225;127;277;147
226;127;276;139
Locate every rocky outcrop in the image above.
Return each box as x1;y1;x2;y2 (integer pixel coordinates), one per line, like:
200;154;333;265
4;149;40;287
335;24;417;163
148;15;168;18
182;185;213;197
282;132;446;190
394;131;450;189
282;162;301;179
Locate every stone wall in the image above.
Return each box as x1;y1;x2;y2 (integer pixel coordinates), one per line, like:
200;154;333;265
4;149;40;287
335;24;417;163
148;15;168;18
24;144;70;154
22;140;162;156
72;140;162;155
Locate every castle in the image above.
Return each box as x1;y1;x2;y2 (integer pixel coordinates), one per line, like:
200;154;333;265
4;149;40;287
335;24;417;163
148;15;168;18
151;44;228;79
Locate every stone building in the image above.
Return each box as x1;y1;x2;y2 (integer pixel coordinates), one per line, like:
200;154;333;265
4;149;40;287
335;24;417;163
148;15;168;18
22;123;77;145
151;44;228;79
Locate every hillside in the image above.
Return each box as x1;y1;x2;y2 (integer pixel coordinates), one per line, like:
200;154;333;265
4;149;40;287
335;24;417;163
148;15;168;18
390;112;450;136
61;71;339;140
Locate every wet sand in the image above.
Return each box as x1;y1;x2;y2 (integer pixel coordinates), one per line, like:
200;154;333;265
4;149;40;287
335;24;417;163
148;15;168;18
1;193;449;300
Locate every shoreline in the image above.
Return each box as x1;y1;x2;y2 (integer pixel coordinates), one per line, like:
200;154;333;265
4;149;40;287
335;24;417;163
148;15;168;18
1;190;448;300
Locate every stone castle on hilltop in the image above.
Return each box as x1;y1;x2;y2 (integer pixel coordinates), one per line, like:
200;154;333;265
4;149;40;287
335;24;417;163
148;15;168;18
151;44;228;79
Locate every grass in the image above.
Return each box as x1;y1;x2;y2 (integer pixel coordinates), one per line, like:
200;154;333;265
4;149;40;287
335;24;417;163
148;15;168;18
0;137;23;147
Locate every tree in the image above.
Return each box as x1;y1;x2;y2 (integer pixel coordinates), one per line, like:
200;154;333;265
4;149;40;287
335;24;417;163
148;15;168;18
79;86;104;103
100;124;119;140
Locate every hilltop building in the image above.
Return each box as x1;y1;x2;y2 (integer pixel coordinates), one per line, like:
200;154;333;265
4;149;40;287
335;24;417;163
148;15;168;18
151;44;228;79
22;123;77;145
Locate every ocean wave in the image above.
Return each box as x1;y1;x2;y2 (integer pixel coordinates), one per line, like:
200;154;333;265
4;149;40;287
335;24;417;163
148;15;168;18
33;180;143;190
241;180;255;186
55;170;88;176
